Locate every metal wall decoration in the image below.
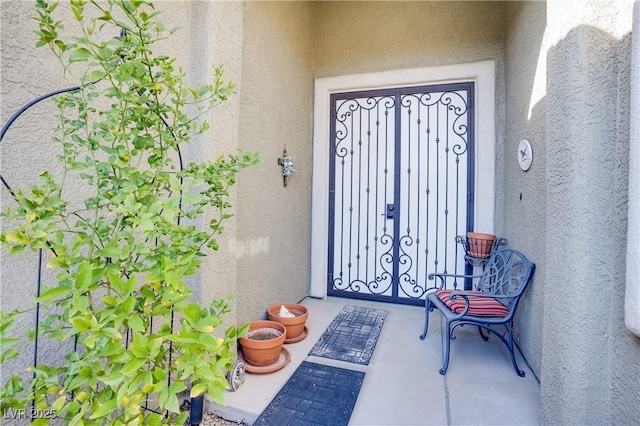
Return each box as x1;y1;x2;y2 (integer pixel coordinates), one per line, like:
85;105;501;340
327;82;475;305
277;147;296;187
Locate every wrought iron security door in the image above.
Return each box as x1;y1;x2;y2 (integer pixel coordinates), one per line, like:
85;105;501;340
328;82;475;305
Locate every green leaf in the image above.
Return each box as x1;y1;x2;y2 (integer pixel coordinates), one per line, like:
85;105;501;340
1;347;19;363
68;412;84;426
129;332;148;359
139;217;154;231
164;270;183;290
89;70;106;81
51;395;67;411
100;341;123;357
89;398;117;419
195;364;217;381
183;303;201;326
121;358;146;377
84;334;95;348
66;374;89;393
102;295;117;306
144;412;165;426
128;315;144;333
225;325;238;339
124;276;137;294
75;261;93;291
101;327;122;340
148;336;163;358
175;412;189;425
164;392;180;414
170;381;187;394
107;272;125;292
238;323;250;338
99;240;121;258
72;318;90;333
100;373;124;388
190;383;207;397
68;47;91;62
36;286;69;303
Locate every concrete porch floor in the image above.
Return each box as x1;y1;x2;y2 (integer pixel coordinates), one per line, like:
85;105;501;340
209;296;540;425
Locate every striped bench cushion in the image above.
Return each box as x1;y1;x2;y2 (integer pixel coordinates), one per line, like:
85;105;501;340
435;290;509;317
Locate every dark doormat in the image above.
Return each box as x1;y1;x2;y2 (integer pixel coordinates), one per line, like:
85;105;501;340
253;361;365;426
308;305;387;365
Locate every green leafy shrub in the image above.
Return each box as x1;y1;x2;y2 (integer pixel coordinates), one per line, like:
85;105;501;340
1;0;258;424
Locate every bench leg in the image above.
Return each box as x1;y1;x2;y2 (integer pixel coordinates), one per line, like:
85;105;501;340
439;320;453;375
504;324;526;377
420;298;432;340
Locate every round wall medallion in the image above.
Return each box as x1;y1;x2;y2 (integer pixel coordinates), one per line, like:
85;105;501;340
518;140;533;171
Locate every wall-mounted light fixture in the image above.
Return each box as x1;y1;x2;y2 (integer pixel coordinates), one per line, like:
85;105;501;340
277;147;296;187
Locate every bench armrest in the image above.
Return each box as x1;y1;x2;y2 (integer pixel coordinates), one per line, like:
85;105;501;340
428;272;484;290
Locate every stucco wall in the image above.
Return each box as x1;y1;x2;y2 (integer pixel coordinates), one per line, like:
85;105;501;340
184;1;244;329
540;0;640;424
503;1;547;378
234;2;314;326
312;1;505;78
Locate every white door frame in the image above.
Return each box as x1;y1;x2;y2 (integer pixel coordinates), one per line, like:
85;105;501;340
310;61;496;298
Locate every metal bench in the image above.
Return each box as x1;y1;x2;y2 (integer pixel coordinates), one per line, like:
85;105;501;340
420;248;536;376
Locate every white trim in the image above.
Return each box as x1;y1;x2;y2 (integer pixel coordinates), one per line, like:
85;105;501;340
310;61;496;298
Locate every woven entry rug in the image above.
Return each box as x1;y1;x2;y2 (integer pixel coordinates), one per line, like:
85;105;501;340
308;305;387;365
253;361;365;426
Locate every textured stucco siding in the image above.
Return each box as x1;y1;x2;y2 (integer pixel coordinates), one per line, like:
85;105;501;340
312;1;505;78
184;1;244;327
235;2;313;326
606;3;640;423
503;1;547;379
540;0;639;424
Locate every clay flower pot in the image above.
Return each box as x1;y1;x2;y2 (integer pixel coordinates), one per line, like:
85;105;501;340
466;232;496;258
267;303;309;341
238;320;286;367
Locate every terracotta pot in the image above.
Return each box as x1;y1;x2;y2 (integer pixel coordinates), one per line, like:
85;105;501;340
267;303;309;339
467;232;496;258
238;320;286;367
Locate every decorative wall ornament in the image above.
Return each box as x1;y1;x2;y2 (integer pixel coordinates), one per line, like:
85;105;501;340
518;139;533;171
277;147;296;187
